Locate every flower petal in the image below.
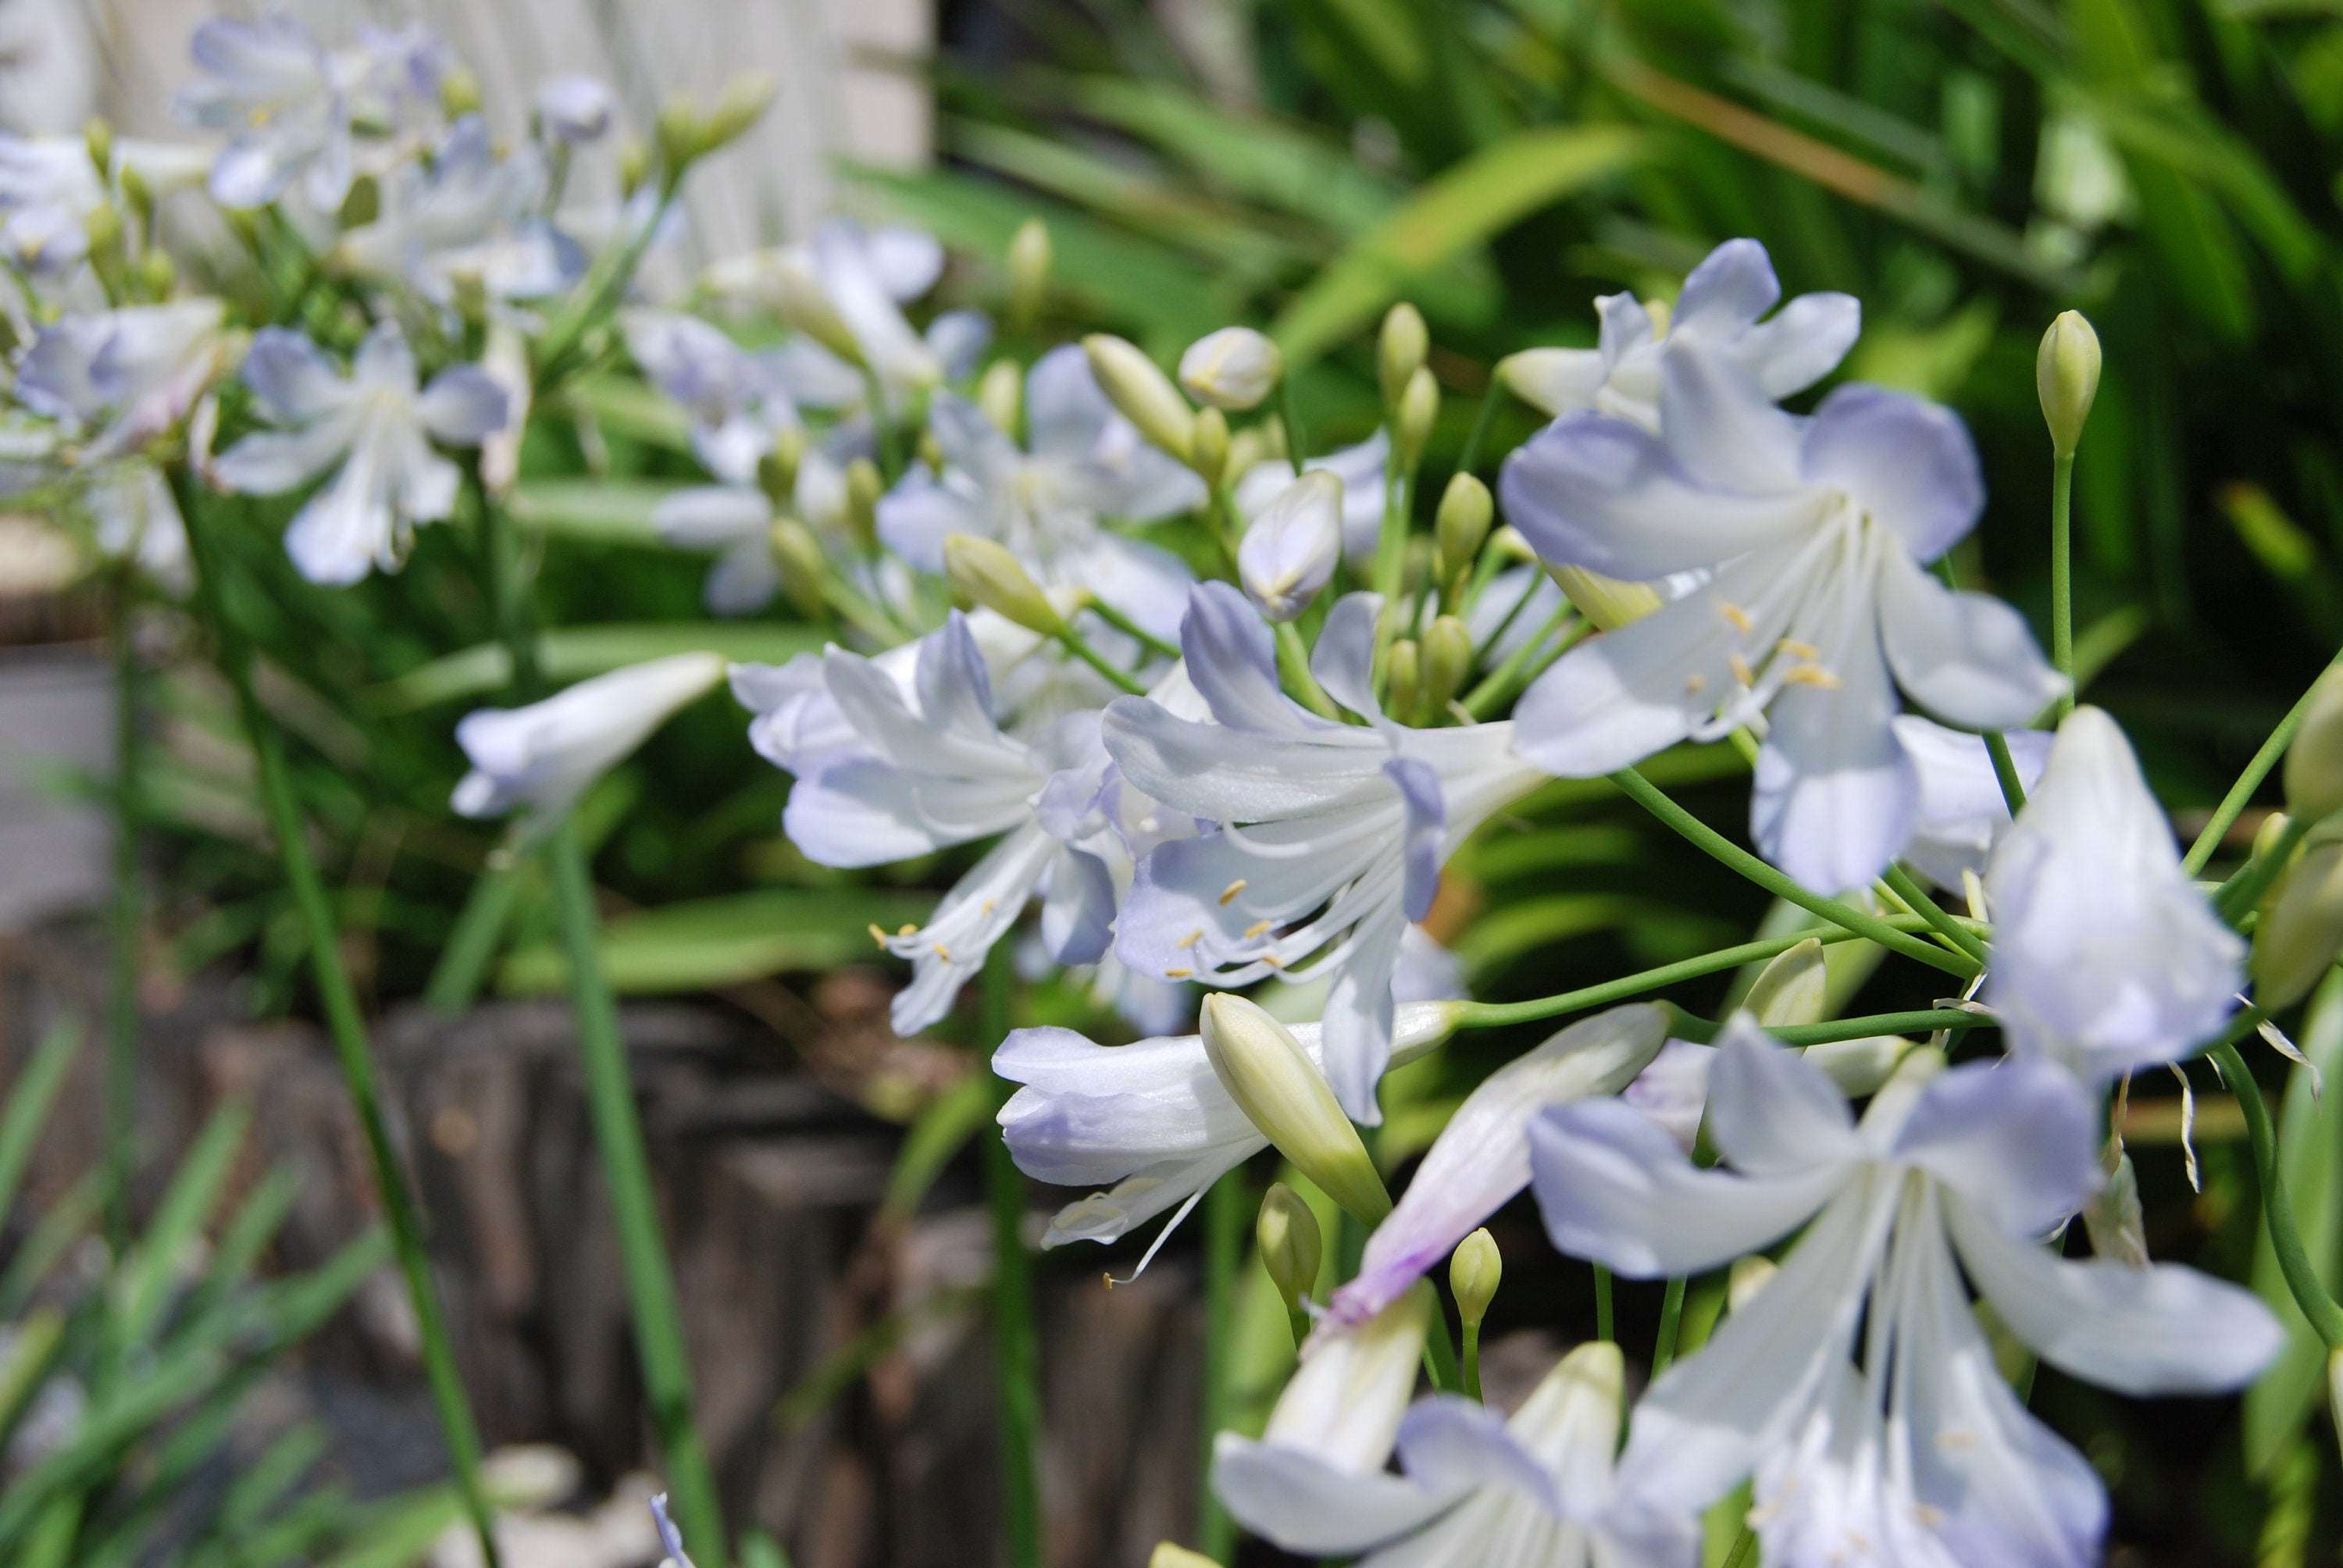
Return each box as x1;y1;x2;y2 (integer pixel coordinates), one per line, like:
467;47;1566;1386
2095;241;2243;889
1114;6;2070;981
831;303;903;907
1671;238;1781;339
1750;610;1918;896
1741;291;1861;400
1801;383;1982;565
1656;337;1805;494
1312;590;1385;720
1703;1015;1862;1178
416;364;508;444
1876;547;2063;729
1212;1437;1460;1556
1890;1058;2100;1236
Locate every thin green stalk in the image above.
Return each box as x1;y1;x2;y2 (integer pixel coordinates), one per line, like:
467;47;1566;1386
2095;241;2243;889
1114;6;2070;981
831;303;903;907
1371;465;1414;690
1054;626;1148;697
1722;1527;1759;1567
1652;1277;1687;1378
981;944;1043;1568
865;367;906;480
1461;604;1581;718
534;180;683;390
173;476;501;1568
1081;596;1179;662
2219;815;2314;924
1880;866;1992;968
1421;1310;1464;1395
1608;768;1978;978
105;570;141;1256
1673;1008;1989;1047
1592;1263;1614;1343
1274;621;1343;720
1278;378;1308;476
424;862;522;1014
2051;451;2074;720
1984;732;2029;815
1200;1168;1244;1559
548;823;726;1566
2209;1035;2343;1349
474;469;540;698
1456;381;1507;478
1461;1320;1482;1402
2184;645;2343;876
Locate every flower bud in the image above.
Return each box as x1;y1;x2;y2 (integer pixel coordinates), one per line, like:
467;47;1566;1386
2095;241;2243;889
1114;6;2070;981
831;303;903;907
1745;938;1827;1028
83;201;122;261
703;71;779;150
843;457;883;548
1179;326;1284;411
136;248;175;300
536;74;615;144
916;429;947;474
1449;1228;1501;1330
2254;838;2343;1010
1257;1182;1324;1313
2083;1149;2149;1268
1728;1254;1776;1313
1547;562;1662;632
1420;615;1472;716
1007;218;1051;331
655;92;704;172
1083;335;1194;464
118;163;153;222
1386;638;1422;721
1198;995;1389;1224
1434;473;1492;588
1190;405;1229;486
440;65;483;119
618;137;651;198
1378;302;1428;409
2036;310;2101;459
760;426;807;506
769;254;864;366
1393;366;1439;471
768;517;828;620
976;358;1022;437
1150;1546;1221;1568
83;116;112;178
944;534;1065;636
2285;666;2343;826
1236;471;1342;623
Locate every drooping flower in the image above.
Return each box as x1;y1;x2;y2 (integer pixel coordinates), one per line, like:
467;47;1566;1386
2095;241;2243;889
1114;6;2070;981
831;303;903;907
174;12;354;211
451;652;729;835
1985;705;2243;1082
333;116;576;305
1530;1019;2281;1566
211;323;507;586
1500;239;1859;430
1893;715;2049;891
1502;333;2063;893
16;300;230;460
1104;583;1548;1121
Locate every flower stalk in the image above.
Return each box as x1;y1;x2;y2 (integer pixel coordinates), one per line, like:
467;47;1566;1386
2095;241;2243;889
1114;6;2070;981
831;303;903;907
982;942;1044;1568
2210;1034;2343;1349
105;565;141;1256
1199;1169;1246;1560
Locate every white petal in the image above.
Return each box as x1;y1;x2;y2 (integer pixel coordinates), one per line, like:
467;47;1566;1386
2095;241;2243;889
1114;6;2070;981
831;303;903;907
1311;590;1385;719
1888;1058;2099;1236
654;485;772;549
1801;384;1983;565
1702;1015;1862;1177
1671;239;1780;339
1876;547;2064;730
1741;291;1861;400
1750;621;1919;896
1656;338;1804;494
1212;1436;1460;1556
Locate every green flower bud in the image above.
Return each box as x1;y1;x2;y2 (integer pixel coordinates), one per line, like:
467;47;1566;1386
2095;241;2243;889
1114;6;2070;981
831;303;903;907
1393;366;1439;471
2254;837;2343;1010
83;202;122;265
976;358;1022;438
702;72;779;150
1386;637;1422;722
1434;472;1492;589
844;456;883;547
1150;1546;1221;1568
655;93;704;172
118;164;153;222
1257;1182;1324;1313
1007;218;1051;332
135;248;174;301
1421;615;1472;717
769;516;827;619
944;534;1065;636
83;116;112;178
440;66;483;120
2083;1149;2149;1267
1190;405;1229;486
1728;1254;1776;1313
1450;1228;1501;1330
759;426;807;507
1179;326;1284;412
772;255;865;368
618;137;651;198
2285;666;2343;826
1745;938;1827;1028
1198;995;1389;1225
2036;310;2101;459
1378;301;1428;409
1547;562;1661;632
1082;334;1194;464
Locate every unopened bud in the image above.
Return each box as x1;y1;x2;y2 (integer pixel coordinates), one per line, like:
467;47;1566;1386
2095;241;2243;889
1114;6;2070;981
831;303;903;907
771;255;864;367
1728;1254;1776;1313
1378;302;1428;409
1225;427;1268;482
2036;310;2101;459
760;426;807;506
2255;838;2343;1010
1198;995;1389;1225
1082;334;1194;464
1237;471;1342;623
768;517;828;619
1007;218;1050;331
1548;563;1662;632
655;93;704;171
118;164;153;221
976;359;1022;437
703;71;779;149
1192;408;1239;490
135;248;174;299
916;428;946;474
2083;1150;2149;1267
2286;666;2343;826
1179;326;1283;412
618;137;651;198
83;116;112;178
439;65;483;119
843;456;883;547
1421;615;1471;715
1262;412;1289;463
1745;939;1827;1028
944;534;1064;636
1387;638;1422;721
1498;347;1592;419
1257;1183;1324;1313
1450;1228;1501;1329
83;202;122;261
2256;810;2295;869
1150;1546;1222;1568
1394;366;1438;470
1434;472;1492;587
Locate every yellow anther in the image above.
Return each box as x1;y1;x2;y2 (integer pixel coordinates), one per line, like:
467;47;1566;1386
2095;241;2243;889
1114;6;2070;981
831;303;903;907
1684;672;1706;695
1728;651;1756;687
932;943;952;960
1782;663;1842;690
981;898;995;915
1777;638;1821;660
899;923;918;935
1717;600;1753;633
1260;953;1286;970
1177;929;1204;950
1164;966;1195;979
868;923;889;950
1220;878;1248;905
1243;919;1275;939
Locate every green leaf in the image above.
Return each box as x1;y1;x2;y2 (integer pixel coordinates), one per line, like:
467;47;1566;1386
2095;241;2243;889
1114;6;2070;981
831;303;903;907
497;887;940;995
1271;126;1645;369
559;373;695;451
0;1018;80;1224
506;477;695;546
370;623;824;711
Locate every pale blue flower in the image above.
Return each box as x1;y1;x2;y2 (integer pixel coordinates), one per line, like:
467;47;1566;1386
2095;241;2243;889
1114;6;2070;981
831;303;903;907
452;652;727;834
16;299;228;459
174;13;353;211
333;117;576;305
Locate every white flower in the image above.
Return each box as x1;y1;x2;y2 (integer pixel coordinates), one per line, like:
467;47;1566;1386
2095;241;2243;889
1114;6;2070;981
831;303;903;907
212;324;508;586
1233;429;1387;565
451;652;729;833
537;73;615;144
876;343;1204;643
0;135;209;276
333;117;574;305
1985;705;2244;1082
16;300;229;460
1237;470;1343;622
81;461;192;595
174;13;354;211
1179;326;1283;411
1530;1020;2281;1566
1501;333;2063;893
622;308;801;485
1501;238;1858;430
994;1000;1461;1248
1894;715;2049;890
1104;584;1547;1121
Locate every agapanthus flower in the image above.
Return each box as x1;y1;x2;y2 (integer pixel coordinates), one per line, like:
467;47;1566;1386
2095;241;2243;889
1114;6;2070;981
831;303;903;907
16;299;229;460
1502;333;2063;893
877;344;1203;641
1104;583;1547;1121
537;74;615;144
1501;239;1858;430
174;12;354;211
0;135;209;276
1893;715;2049;891
81;461;192;595
1985;705;2243;1082
333;117;575;305
212;323;507;586
452;652;729;835
1232;429;1387;565
1531;1019;2280;1566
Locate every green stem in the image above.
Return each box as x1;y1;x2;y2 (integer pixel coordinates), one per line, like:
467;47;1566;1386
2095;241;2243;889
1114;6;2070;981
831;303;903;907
535;182;682;391
1592;1263;1614;1343
2051;451;2074;720
1081;596;1179;662
865;367;906;481
1461;604;1582;719
424;862;522;1014
1200;1168;1244;1560
1608;768;1978;978
1455;380;1507;479
473;469;540;699
1461;1320;1483;1402
1278;378;1309;476
105;571;141;1257
1722;1527;1759;1567
2209;1036;2343;1349
1983;732;2029;815
982;944;1043;1568
2184;646;2343;876
1671;1007;1989;1047
2219;814;2313;924
549;823;726;1566
173;476;501;1568
1371;465;1414;692
1054;626;1148;697
1274;621;1343;720
1421;1308;1464;1395
1880;866;1992;968
1652;1276;1687;1378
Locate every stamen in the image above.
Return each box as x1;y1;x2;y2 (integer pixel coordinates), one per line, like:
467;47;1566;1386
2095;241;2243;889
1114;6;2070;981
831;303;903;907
1243;919;1275;939
1684;672;1706;695
1935;1427;1981;1451
868;923;889;951
1164;966;1194;979
1781;662;1842;690
1728;651;1756;688
931;943;952;960
1717;600;1753;633
1219;878;1248;905
1176;929;1204;949
981;899;995;916
1104;1185;1209;1286
1777;637;1821;659
899;923;918;935
1260;953;1286;970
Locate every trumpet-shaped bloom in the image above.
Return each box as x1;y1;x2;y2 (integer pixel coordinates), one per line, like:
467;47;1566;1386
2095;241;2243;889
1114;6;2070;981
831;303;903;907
1502;240;1858;431
1502;337;2063;893
1894;715;2049;890
334;116;575;305
1104;583;1547;1121
1319;1004;1668;1335
876;344;1203;642
1985;706;2243;1082
1529;1020;2280;1566
1233;429;1387;565
995;1000;1461;1247
16;300;229;461
451;652;728;832
174;12;354;211
212;324;508;586
778;612;1131;1032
